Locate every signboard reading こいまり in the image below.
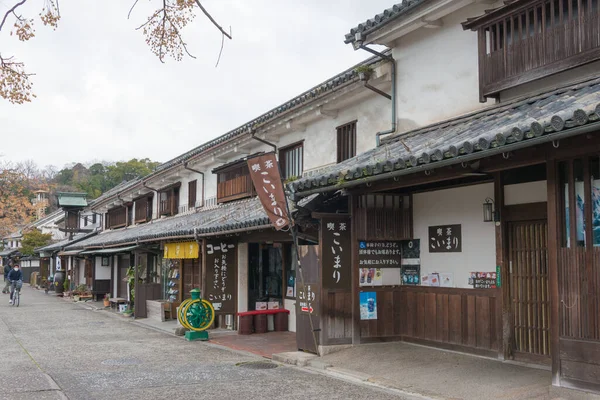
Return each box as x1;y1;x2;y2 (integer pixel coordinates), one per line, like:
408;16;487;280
428;224;461;253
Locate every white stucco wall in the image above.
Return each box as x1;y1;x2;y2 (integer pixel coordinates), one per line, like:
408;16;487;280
504;181;547;206
95;256;111;279
413;183;496;289
392;4;493;133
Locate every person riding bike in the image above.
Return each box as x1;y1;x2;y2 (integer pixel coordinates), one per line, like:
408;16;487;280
2;262;11;294
7;264;23;305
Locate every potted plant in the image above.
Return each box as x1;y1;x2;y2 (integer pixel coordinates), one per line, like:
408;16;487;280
103;293;110;307
355;65;374;81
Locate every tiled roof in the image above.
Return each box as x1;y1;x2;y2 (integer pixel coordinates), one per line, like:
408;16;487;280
289;77;600;197
0;249;19;257
88;179;141;207
35;231;98;253
66;197;271;249
57;192;88;207
155;53;390;173
344;0;426;44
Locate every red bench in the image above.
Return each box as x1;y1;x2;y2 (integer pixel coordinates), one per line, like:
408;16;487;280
238;309;289;334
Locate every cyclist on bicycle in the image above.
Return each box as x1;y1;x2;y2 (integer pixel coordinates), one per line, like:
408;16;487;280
7;264;23;305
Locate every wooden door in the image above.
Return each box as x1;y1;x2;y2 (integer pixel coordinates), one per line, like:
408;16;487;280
182;259;200;298
507;219;550;360
117;255;129;298
85;259;93;288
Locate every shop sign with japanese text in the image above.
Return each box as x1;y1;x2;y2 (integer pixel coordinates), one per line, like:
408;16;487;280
358;241;402;267
297;284;319;316
321;216;351;290
247;153;290;230
204;240;237;314
428;224;462;253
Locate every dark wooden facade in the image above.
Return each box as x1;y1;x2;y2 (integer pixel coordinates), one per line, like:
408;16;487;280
303;133;600;393
466;0;600;100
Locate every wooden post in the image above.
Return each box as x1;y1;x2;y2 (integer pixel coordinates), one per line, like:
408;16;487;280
547;160;561;386
351;194;361;345
495;172;509;360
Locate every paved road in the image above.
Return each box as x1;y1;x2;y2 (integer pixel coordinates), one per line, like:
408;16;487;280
0;287;406;400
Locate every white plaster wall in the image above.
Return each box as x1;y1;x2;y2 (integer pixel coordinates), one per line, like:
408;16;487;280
237;243;248;314
413;183;496;289
284;299;296;333
95;256;111;279
392;3;494;132
504;181;547;206
79;264;86;285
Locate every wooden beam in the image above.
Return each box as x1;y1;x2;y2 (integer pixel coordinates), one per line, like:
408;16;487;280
495;172;509;361
546;159;561;386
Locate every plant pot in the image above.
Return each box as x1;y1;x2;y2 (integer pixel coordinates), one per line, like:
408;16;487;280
103;300;110;307
73;295;80;302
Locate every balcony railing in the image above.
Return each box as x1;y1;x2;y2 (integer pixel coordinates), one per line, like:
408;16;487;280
474;0;600;99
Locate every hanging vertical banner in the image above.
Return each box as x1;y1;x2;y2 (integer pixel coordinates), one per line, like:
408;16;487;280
321;215;351;290
203;240;237;314
247;153;290;230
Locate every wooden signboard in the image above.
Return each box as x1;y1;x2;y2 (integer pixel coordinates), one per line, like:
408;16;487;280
321;215;351;290
428;224;462;253
203;240;237;314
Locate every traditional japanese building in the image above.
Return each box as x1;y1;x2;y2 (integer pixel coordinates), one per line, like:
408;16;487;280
288;0;600;394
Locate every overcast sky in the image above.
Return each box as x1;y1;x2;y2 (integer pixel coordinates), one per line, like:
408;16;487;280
0;0;393;169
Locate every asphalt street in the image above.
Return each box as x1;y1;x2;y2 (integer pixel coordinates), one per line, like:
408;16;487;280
0;287;409;400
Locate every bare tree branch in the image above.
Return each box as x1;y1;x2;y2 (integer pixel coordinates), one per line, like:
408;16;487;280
128;0;139;20
194;0;232;39
215;31;225;67
0;0;28;32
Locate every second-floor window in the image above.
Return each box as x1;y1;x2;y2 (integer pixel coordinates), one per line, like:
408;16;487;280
134;194;154;224
188;180;197;209
465;0;600;100
214;162;255;204
159;184;180;217
337;121;356;163
107;207;127;229
279;142;304;180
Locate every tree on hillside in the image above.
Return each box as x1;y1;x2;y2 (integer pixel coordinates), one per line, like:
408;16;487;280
0;0;232;104
106;158;160;186
20;228;52;255
0;169;34;238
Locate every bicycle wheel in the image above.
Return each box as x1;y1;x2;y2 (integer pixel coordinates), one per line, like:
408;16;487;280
14;290;19;307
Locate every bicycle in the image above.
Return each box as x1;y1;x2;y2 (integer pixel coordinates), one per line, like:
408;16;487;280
10;280;22;307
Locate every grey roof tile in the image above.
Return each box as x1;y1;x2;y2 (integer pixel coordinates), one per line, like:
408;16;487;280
289;77;600;196
66;197;270;249
344;0;426;44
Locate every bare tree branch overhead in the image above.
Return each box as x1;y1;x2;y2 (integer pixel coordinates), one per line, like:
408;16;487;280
0;0;232;103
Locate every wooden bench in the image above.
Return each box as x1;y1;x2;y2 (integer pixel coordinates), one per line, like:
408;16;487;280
78;294;93;302
237;309;290;334
109;297;127;310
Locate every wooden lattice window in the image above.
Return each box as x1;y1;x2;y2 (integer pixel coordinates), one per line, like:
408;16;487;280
355;194;412;240
464;0;600;101
134;194;153;224
215;162;255;204
337;121;357;163
279;142;304;180
159;183;180;217
188;180;197;208
107;207;127;229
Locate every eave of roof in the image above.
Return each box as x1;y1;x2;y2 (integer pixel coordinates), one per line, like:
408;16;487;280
344;0;426;44
66;197;271;249
289;76;600;197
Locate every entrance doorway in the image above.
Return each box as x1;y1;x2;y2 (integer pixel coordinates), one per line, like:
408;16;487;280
507;213;550;361
117;255;129;298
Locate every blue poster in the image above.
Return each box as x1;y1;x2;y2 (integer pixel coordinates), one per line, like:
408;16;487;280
359;292;377;320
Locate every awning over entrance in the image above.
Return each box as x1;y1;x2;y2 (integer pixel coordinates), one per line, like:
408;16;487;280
79;245;139;255
57;250;83;256
289;76;600;198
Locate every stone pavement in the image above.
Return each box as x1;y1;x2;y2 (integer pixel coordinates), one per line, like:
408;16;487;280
0;287;415;400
